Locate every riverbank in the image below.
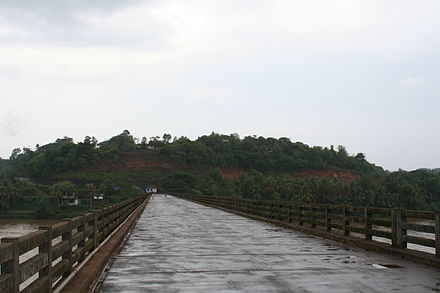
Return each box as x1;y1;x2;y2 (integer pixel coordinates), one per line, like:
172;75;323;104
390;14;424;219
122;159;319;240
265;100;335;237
0;206;90;219
0;197;138;220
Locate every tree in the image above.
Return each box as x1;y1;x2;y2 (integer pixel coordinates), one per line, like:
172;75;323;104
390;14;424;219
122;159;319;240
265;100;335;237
84;183;97;207
141;137;147;149
10;148;22;160
50;181;77;208
162;133;172;144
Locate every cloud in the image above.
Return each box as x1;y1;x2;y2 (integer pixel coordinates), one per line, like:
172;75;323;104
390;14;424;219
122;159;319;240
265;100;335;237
0;1;440;170
0;114;26;137
0;0;169;47
402;76;427;86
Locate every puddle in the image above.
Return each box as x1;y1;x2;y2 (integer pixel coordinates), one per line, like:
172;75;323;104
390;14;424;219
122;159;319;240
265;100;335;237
372;263;403;269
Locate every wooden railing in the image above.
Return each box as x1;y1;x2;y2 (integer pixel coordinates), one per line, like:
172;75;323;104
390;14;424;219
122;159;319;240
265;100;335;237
0;195;146;293
177;195;440;259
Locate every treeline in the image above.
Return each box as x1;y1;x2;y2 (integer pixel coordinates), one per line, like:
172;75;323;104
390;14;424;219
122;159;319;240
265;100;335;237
8;131;381;181
2;130;440;213
0;130;144;216
8;130;137;180
0;159;12;173
0;172;140;218
158;133;382;174
161;168;440;211
0;174;41;214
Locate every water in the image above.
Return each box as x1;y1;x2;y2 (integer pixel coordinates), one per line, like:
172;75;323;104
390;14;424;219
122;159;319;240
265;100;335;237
0;218;60;291
0;218;59;239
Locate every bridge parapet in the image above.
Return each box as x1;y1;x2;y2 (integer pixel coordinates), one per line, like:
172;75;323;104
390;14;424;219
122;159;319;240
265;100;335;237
176;194;440;267
0;195;146;293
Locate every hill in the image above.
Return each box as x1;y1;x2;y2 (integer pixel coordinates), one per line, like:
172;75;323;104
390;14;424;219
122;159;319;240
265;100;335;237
1;131;440;216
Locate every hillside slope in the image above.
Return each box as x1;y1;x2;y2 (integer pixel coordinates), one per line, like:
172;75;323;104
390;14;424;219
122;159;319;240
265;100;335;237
4;131;439;212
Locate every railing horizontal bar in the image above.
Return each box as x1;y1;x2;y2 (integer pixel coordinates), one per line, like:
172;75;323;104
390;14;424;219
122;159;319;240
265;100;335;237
52;222;69;238
403;210;435;220
404;235;436;248
403;223;435;234
18;230;47;255
18;253;48;284
52;241;69;261
21;276;49;293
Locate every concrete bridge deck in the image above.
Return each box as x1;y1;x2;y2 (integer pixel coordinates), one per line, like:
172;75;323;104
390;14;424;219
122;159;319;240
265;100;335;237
98;195;440;292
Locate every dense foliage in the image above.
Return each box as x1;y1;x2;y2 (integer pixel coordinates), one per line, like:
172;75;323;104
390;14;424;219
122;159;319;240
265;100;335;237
1;131;439;216
0;159;12;173
158;133;381;174
8;130;136;180
160;168;440;211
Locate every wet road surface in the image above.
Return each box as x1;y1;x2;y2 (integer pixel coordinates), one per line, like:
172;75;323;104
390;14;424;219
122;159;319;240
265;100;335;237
99;195;440;292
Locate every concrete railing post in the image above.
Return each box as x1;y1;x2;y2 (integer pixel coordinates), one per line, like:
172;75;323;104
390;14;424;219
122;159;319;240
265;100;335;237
343;205;350;236
62;218;73;276
325;205;331;232
299;204;303;226
105;207;110;237
78;216;86;262
91;210;98;249
435;211;439;257
311;204;316;228
392;208;406;248
364;208;372;240
1;237;19;293
39;225;53;293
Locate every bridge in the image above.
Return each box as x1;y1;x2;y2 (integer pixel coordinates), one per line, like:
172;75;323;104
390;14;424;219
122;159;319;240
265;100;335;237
1;194;439;292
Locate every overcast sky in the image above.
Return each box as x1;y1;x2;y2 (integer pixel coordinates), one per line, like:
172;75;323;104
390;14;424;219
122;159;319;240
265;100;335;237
1;0;439;171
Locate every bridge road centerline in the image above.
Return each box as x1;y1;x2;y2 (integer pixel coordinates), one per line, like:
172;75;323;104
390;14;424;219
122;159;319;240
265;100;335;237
98;195;440;292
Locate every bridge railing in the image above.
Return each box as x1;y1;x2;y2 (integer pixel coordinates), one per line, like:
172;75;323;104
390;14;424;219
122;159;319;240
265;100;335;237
0;195;146;293
177;194;440;259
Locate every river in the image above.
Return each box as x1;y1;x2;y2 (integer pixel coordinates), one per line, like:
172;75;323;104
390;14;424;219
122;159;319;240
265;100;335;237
0;219;61;290
0;218;60;239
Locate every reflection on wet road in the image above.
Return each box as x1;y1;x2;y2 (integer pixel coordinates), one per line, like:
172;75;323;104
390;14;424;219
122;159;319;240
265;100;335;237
99;195;440;292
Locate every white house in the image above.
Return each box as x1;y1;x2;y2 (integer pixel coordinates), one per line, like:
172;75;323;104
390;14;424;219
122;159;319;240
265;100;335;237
62;194;79;206
94;194;104;200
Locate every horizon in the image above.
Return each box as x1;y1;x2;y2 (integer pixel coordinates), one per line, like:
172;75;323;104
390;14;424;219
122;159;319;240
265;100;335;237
1;1;439;171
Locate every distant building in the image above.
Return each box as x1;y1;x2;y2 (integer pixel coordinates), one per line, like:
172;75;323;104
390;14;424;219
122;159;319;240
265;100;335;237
62;194;79;206
143;187;157;194
94;194;104;200
112;186;122;191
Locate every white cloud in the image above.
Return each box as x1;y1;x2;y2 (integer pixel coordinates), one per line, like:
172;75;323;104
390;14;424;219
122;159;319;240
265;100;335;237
402;76;427;86
0;0;440;170
0;113;26;137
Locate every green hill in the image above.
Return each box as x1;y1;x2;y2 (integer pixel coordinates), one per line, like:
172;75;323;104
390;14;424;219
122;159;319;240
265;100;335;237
1;131;439;217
